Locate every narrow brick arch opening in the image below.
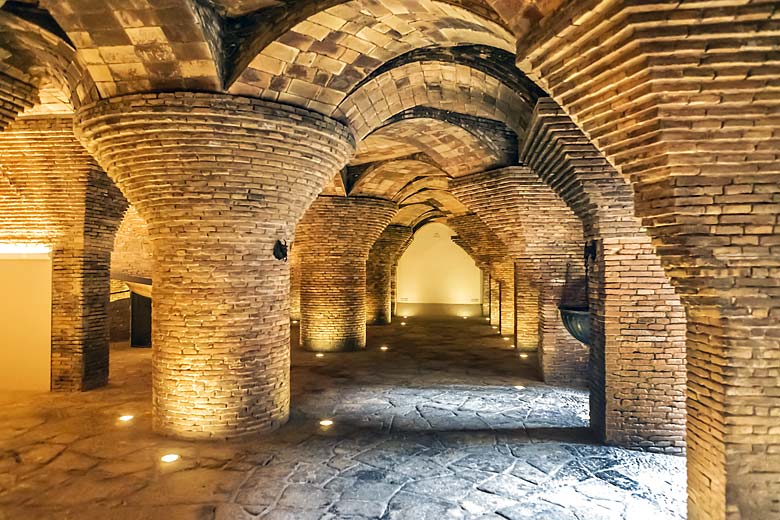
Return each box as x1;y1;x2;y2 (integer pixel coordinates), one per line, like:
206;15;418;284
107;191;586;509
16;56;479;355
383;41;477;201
0;115;127;391
516;3;780;515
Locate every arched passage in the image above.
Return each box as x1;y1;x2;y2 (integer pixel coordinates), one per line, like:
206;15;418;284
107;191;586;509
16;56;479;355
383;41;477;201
396;221;482;317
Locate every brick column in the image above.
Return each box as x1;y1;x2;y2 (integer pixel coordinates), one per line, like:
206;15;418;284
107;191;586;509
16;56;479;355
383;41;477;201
112;206;152;280
296;196;397;351
390;231;414;318
493;259;516;337
519;2;780;513
451;168;588;386
515;266;539;350
366;225;412;325
481;270;490;316
521;98;687;454
75;93;354;439
489;275;501;327
449;214;514;334
0;72;37;131
289;244;301;321
0;116;126;391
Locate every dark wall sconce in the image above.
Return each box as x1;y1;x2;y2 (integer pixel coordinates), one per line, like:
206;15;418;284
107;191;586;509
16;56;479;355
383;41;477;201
273;240;288;261
559;239;598;346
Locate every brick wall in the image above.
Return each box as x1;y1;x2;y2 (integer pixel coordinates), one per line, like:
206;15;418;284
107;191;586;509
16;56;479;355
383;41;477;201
451;168;588;386
390;234;413;318
0;72;36;131
75;92;355;439
0;116;126;391
481;270;490;316
448;213;515;336
514;266;539;350
111;205;152;279
521;98;687;454
289;242;301;322
518;2;780;515
366;225;412;325
489;275;500;327
295;195;397;351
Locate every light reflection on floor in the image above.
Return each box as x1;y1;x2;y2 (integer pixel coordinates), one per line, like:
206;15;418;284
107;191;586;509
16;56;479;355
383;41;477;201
0;317;685;519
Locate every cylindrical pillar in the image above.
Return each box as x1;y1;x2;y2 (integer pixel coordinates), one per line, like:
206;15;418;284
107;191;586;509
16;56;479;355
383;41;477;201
493;260;515;337
481;270;490;316
296;196;397;351
0;116;126;391
289;244;301;322
366;225;412;325
489;274;501;327
76;93;354;439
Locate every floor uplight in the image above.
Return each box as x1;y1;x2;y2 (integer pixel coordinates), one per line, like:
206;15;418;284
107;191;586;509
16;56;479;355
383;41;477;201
380;346;389;351
292;320;298;324
401;322;406;326
502;337;510;341
118;415;134;422
519;353;529;359
160;453;180;463
319;419;333;427
315;353;324;358
514;385;526;390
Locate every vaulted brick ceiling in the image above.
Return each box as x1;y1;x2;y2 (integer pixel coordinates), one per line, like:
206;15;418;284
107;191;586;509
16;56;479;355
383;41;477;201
1;1;547;115
0;0;553;229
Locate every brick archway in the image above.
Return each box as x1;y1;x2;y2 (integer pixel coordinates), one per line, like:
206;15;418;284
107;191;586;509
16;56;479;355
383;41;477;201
516;1;780;516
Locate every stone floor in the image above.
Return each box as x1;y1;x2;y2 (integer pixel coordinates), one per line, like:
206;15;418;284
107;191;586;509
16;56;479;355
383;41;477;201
0;317;686;519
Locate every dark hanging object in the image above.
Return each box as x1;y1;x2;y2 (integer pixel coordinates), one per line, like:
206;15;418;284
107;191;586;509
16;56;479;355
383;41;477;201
559;306;590;345
559;240;598;346
273;239;288;261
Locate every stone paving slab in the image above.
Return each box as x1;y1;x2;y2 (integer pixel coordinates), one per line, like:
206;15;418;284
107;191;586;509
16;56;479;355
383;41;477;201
0;317;685;519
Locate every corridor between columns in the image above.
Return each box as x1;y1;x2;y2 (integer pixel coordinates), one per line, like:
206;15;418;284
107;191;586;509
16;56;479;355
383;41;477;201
0;317;685;519
0;1;777;518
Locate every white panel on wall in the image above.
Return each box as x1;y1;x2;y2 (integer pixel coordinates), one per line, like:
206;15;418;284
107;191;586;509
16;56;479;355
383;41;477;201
0;249;52;391
397;222;481;306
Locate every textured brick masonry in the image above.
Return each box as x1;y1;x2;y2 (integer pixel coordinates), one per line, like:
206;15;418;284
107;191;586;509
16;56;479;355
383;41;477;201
75;92;355;439
366;225;413;325
518;2;780;515
296;195;397;351
451;168;588;386
521;98;687;454
0;116;126;391
448;213;515;337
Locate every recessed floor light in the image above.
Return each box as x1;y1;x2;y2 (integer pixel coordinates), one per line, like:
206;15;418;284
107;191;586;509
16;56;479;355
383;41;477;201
485;317;489;321
400;322;406;326
292;320;298;324
160;453;180;463
118;415;134;422
502;337;510;341
315;353;324;358
514;385;526;390
492;326;498;330
519;353;529;359
319;419;333;427
462;316;468;319
380;346;389;351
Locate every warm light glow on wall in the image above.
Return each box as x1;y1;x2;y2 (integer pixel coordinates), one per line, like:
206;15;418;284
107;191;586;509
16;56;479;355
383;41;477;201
0;243;51;257
397;223;480;305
